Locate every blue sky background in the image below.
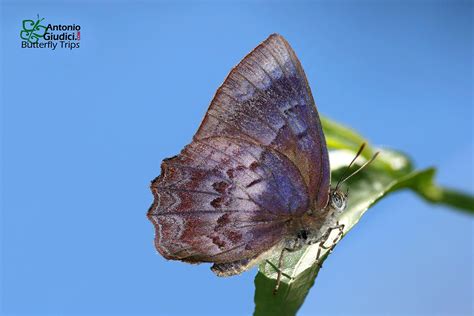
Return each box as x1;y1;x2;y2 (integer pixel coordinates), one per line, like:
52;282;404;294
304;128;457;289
1;1;472;315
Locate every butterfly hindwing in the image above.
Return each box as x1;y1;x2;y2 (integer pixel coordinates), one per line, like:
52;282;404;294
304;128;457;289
147;137;308;263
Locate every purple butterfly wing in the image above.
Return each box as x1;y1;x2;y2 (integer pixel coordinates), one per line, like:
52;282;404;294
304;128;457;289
196;34;330;210
148;137;308;263
148;34;330;264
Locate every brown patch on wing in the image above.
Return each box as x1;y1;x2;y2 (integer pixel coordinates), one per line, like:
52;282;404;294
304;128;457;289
147;137;308;263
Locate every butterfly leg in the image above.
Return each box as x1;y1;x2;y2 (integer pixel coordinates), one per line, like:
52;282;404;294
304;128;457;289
315;230;331;263
271;237;306;295
320;222;345;250
329;222;345;251
316;223;345;262
273;248;286;295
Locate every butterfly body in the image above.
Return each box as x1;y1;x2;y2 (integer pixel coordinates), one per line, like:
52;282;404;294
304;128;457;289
147;34;348;277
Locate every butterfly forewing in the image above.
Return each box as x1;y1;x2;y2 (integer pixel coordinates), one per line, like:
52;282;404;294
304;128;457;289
195;34;330;209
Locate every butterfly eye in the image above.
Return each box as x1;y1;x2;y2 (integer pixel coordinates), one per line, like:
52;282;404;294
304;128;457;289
331;192;346;210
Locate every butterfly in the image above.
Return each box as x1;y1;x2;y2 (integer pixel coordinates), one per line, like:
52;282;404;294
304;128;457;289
147;34;377;293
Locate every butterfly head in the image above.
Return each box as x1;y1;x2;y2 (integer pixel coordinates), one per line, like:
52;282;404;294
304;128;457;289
325;143;379;215
329;188;348;212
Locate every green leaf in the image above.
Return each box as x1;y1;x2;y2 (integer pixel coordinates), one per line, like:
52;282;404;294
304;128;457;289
253;116;473;316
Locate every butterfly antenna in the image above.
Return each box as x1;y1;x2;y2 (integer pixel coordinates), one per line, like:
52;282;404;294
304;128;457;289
335;143;366;190
336;151;380;189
